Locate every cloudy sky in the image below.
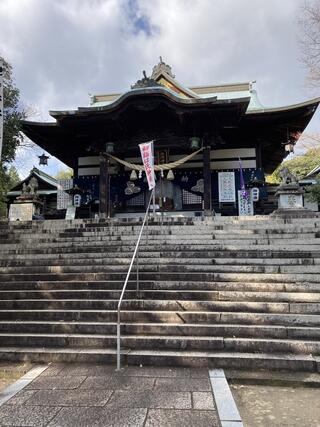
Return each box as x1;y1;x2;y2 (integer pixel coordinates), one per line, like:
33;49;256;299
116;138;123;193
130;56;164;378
0;0;319;177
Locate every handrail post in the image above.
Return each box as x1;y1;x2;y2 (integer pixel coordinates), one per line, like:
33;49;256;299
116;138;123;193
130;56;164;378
136;247;139;294
146;209;149;246
117;310;121;371
115;188;154;371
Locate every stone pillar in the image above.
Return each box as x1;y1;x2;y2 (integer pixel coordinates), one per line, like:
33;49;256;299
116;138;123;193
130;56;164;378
203;145;212;216
99;155;110;218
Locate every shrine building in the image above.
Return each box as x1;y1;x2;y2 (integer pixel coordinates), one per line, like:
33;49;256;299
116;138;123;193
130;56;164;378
21;59;320;218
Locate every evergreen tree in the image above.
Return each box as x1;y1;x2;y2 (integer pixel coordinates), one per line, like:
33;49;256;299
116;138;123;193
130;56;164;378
0;56;27;218
54;168;73;180
0;166;20;218
267;147;320;183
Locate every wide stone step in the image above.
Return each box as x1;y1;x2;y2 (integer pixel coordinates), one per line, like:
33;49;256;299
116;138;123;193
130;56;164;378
0;289;320;303
0;264;299;274
3;219;319;229
2;229;317;242
0;256;318;268
0;309;319;326
8;232;317;244
1;271;320;283
5;223;319;238
0;224;320;238
0;235;320;252
2;246;320;260
2;263;320;274
2;215;319;224
0;333;318;354
0;235;295;244
0;298;292;312
0;321;318;339
1;280;318;293
1;244;320;257
0;346;317;371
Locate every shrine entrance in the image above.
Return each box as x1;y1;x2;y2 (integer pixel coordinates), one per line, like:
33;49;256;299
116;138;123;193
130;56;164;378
21;58;319;219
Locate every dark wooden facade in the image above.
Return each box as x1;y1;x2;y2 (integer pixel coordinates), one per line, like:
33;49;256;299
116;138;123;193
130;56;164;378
21;60;320;217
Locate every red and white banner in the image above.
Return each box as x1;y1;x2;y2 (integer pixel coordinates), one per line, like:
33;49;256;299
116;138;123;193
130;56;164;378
139;141;156;190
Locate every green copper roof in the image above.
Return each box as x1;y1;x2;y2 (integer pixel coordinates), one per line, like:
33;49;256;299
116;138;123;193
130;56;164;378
90;85;265;112
196;88;265;111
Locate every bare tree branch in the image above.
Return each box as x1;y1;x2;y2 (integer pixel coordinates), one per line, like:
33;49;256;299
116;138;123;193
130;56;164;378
299;0;320;87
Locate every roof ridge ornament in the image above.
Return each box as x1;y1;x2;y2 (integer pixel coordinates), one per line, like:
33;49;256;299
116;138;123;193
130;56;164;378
131;70;162;89
151;56;175;79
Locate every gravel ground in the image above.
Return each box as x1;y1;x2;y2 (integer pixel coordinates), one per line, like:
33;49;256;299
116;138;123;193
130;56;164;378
0;362;33;392
231;383;320;427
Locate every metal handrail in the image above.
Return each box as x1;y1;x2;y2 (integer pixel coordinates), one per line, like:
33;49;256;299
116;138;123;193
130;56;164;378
116;189;155;370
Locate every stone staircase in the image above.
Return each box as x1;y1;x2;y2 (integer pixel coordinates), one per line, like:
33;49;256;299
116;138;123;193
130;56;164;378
0;216;320;371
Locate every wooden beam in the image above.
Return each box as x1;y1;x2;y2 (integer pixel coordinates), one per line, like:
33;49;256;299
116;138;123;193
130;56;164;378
203;145;212;216
99;155;110;218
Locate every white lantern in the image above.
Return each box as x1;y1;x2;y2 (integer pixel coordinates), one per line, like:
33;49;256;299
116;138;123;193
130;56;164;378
251;187;259;202
73;194;81;207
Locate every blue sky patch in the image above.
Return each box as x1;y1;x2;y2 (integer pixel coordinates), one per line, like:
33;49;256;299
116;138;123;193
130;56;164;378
125;0;158;36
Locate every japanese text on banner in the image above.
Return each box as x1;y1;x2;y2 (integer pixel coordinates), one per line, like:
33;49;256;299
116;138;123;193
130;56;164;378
139;141;156;190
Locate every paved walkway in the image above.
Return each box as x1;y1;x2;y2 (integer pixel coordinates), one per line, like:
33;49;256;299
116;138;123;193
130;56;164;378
0;363;220;426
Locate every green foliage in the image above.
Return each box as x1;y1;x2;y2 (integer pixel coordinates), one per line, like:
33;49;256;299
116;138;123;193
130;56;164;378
54;168;73;180
0;57;26;218
306;179;320;204
267;147;320;184
1;57;27;163
0;165;20;218
7;165;20;187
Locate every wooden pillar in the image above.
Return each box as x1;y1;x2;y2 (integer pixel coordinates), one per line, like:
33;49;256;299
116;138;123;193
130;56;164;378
99;155;110;218
203;145;212;216
256;143;262;169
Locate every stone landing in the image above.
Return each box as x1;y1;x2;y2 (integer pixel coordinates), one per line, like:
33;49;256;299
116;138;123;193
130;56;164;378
0;364;220;427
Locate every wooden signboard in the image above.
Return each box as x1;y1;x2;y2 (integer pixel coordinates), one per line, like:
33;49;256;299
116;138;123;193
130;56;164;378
218;172;236;202
57;179;73;210
65;206;76;220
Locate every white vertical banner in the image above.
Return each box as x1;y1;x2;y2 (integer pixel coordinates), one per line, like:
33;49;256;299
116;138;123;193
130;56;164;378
238;190;254;216
0;60;3;162
139;141;156;190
